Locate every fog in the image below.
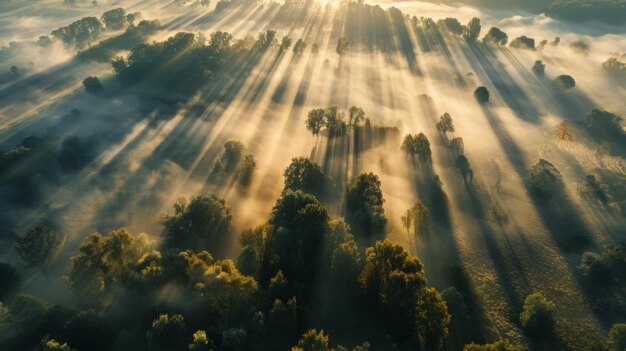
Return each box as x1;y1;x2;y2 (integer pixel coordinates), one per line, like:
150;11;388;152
1;0;625;348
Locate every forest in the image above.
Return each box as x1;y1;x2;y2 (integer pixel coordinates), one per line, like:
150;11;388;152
0;0;625;350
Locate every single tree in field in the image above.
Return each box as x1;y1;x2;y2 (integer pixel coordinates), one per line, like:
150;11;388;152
483;27;508;45
345;173;387;239
555;120;574;141
436;112;455;135
280;36;293;52
83;76;103;95
532;60;545;75
474;86;489;104
554;75;576;91
293;39;307;55
520;292;556;339
529;159;562;197
15;225;61;272
336;37;349;57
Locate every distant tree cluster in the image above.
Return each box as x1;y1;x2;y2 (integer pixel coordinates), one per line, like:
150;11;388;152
209;140;257;187
401;133;432;163
306;106;369;138
50;8;139;48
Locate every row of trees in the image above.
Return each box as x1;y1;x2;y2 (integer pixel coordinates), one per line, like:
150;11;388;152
51;8;139;47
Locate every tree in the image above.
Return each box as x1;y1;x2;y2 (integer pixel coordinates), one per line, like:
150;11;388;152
520;292;556;339
146;314;188;351
436;112;455;135
221;328;246;351
349;106;365;127
554;75;576;91
15;225;61;271
455;155;473;184
66;229;152;305
403;200;430;236
463;340;528;351
474;86;489;104
438;18;463;35
101;8;127;30
550;37;560;46
306;108;326;136
529;159;562;197
42;338;76;351
586;109;623;136
336;37;349;57
283;157;334;200
510;36;535;50
532;60;545;75
210;31;233;51
280;36;293;52
483;27;508;45
238;154;257;186
608;324;626;351
415;288;451;351
188;330;214;351
293;39;307;55
415;133;432;163
83;76;103;95
450;137;464;156
463;18;481;43
345;173;387;239
555;121;574;141
51;17;103;47
570;40;590;56
160;194;232;252
292;329;331;351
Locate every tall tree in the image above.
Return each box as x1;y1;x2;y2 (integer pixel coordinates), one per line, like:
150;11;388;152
15;225;61;272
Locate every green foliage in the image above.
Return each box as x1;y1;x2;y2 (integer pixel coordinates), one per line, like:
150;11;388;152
306;106;349;137
608;324;626;351
280;36;293;52
221;328;247;350
345;173;387;239
283;157;334;200
160;194;232;252
349;106;366;127
292;329;331;351
83;76;103;95
510;36;535;50
554;74;576;90
474;86;490;103
529;159;562;197
438;18;464;35
450;137;464;156
401;133;432;162
402;200;430;236
570;40;590;55
15;225;61;270
463;18;481;42
580;174;610;204
66;228;152;305
578;245;625;286
42;338;76;351
414;288;451;350
51;16;103;47
146;314;188;351
483;27;508;45
547;0;626;26
101;8;127;30
532;60;546;75
436;112;455;135
586;109;623;136
602;57;626;81
463;340;528;351
520;292;556;338
293;39;307;55
188;330;214;351
113;31;238;92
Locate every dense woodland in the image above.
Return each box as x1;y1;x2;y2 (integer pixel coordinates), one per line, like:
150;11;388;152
0;1;625;351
